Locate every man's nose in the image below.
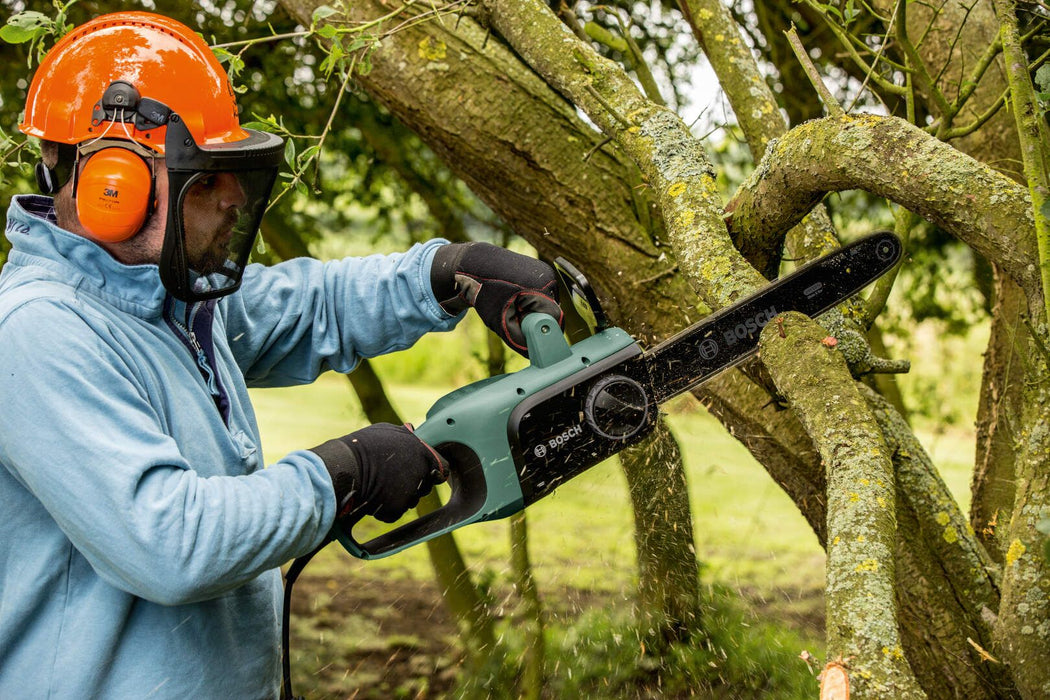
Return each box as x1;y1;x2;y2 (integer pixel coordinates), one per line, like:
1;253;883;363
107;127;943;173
216;173;247;210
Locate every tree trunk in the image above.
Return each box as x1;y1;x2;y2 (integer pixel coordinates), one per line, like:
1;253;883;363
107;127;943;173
972;271;1028;564
990;338;1050;699
619;418;700;648
509;512;544;699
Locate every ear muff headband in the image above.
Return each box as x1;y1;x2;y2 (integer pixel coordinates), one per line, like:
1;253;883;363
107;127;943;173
74;145;156;243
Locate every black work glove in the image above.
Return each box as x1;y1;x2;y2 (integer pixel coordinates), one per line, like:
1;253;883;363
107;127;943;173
431;241;563;356
311;423;448;524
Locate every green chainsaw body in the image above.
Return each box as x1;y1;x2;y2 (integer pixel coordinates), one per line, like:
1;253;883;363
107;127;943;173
334;315;639;559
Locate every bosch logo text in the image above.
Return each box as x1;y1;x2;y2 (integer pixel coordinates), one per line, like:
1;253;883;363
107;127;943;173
723;307;777;346
533;424;584;458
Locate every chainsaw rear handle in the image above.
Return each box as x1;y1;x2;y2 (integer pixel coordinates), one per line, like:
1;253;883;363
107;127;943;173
333;441;490;558
333;313;640;559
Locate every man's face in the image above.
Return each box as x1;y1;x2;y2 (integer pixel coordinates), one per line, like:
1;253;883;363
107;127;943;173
68;157;247;278
180;172;247;276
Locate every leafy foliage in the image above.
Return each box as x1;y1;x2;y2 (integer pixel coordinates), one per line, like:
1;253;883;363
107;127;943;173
0;1;76;65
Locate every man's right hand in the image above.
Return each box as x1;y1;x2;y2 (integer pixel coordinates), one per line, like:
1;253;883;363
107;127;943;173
310;423;448;524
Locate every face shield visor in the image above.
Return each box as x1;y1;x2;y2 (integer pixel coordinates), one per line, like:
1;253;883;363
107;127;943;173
160;115;283;301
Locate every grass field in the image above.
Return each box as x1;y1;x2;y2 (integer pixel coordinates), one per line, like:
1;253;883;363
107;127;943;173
249;321;979;697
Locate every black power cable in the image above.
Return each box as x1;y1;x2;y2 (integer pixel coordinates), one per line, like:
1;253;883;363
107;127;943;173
280;544;325;700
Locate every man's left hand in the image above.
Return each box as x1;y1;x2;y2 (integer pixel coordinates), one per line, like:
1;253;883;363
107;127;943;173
431;241;563;356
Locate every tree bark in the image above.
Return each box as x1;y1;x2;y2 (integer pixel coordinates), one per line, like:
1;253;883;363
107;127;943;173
509;512;544;699
725;114;1042;320
863;0;1030;574
870;0;1021;173
990;339;1050;699
972;271;1027;565
678;0;841;277
862;384;1015;697
619;418;700;647
760;312;924;698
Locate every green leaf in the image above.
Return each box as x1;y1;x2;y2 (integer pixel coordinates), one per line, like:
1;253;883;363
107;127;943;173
9;11;51;30
241;121;276;132
1036;64;1050;94
347;37;372;54
297;145;320;168
317;24;338;40
843;0;859;24
358;54;374;76
312;5;340;23
0;24;38;44
243;113;283;133
284;138;296;169
320;42;345;78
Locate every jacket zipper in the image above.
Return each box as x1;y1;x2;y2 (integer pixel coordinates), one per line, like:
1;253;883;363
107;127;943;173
170;305;221;397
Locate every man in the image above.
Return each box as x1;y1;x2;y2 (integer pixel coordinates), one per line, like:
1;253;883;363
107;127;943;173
0;12;562;698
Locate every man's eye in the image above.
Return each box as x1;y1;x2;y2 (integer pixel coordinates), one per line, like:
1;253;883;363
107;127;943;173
196;174;217;189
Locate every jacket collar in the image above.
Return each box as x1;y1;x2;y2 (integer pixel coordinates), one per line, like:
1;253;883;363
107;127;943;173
5;195;170;317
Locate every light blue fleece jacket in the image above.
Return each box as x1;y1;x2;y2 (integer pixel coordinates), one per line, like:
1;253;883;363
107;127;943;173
0;195;460;699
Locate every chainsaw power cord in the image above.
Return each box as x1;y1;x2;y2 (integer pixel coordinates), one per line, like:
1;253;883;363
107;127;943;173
281;544;324;700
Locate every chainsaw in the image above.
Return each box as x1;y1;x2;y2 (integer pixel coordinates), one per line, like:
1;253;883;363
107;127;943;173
334;231;903;559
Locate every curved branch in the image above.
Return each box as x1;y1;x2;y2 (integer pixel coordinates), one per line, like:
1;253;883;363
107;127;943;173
725;114;1042;317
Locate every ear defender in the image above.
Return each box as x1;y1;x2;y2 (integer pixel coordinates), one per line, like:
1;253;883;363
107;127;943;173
35;162;61;195
75;147;155;243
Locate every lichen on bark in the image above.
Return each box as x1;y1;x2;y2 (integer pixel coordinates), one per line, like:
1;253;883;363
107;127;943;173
759;312;924;698
678;0;841;275
482;0;766;311
993;351;1050;698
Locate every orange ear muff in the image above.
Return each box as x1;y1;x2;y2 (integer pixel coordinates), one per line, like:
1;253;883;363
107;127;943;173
75;148;154;243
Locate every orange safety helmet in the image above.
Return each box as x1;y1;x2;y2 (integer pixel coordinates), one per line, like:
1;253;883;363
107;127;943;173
20;11;245;151
19;12;284;301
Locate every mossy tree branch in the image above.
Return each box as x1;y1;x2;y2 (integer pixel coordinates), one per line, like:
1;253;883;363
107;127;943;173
759;312;925;699
724;114;1043;325
480;0;765;313
991;0;1050;329
677;0;842;277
